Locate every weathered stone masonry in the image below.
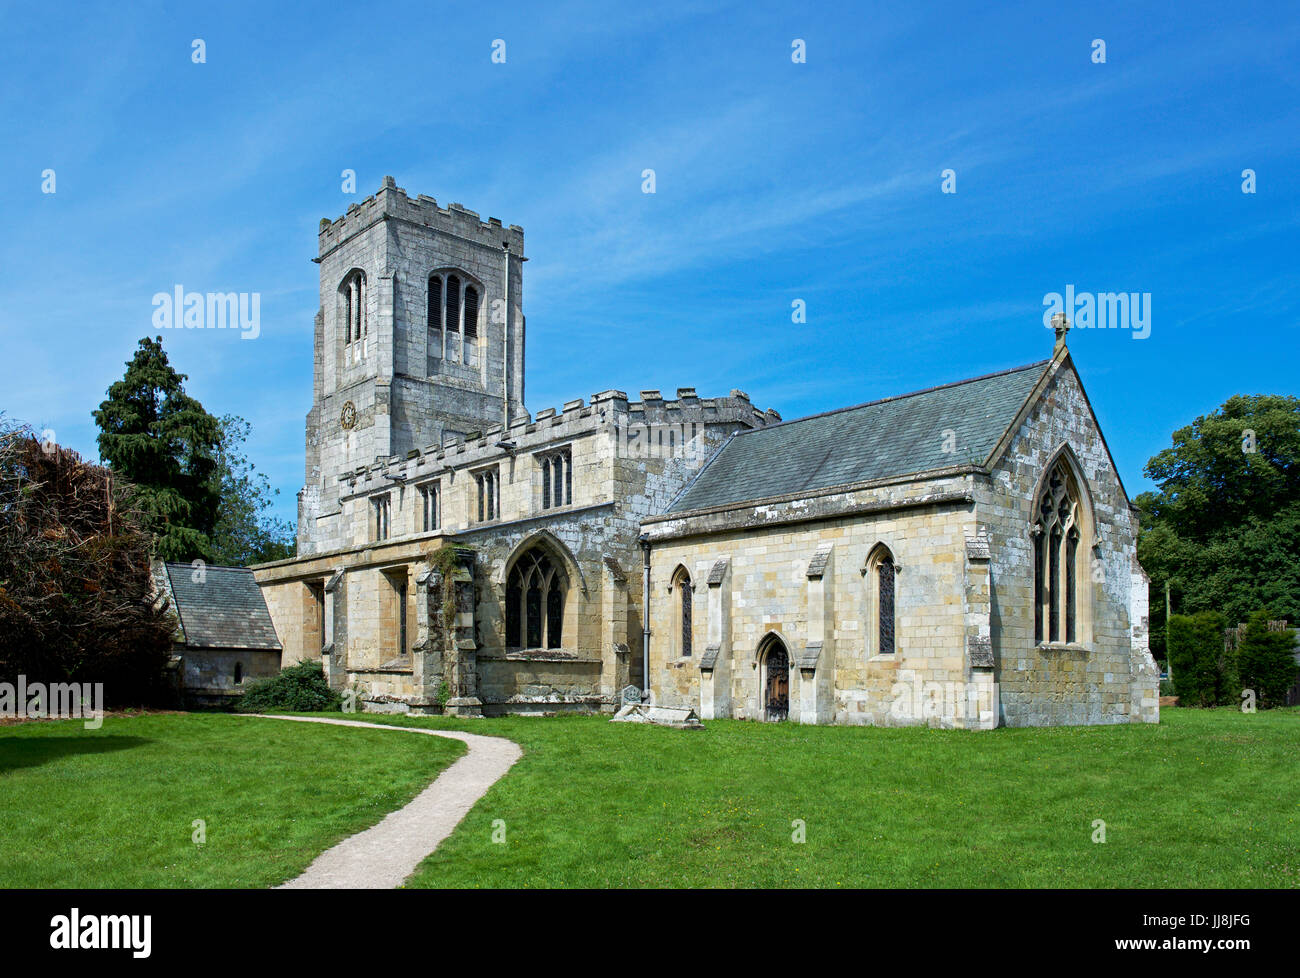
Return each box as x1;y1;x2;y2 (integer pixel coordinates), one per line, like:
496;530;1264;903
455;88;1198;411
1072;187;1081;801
255;178;1158;727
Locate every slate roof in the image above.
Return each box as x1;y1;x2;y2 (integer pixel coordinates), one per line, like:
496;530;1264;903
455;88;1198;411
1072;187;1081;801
163;563;282;651
669;360;1050;514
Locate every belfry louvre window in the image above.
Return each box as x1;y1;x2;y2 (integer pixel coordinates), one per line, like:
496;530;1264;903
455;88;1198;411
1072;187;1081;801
419;482;440;532
474;468;499;523
539;447;573;510
427;271;480;361
372;494;391;542
463;285;479;338
444;275;461;333
505;548;565;650
1033;459;1083;644
427;276;442;331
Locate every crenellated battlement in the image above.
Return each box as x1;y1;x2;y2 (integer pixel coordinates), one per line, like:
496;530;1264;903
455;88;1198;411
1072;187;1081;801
317;175;524;262
338;388;779;496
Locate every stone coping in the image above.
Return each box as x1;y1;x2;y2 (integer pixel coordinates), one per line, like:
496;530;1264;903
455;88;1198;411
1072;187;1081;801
481;650;603;665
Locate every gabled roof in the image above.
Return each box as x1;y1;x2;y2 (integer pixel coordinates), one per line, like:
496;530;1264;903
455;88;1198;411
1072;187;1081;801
163;563;282;651
668;360;1051;514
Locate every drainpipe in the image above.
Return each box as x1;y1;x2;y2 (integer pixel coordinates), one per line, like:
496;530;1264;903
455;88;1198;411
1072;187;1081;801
639;533;651;700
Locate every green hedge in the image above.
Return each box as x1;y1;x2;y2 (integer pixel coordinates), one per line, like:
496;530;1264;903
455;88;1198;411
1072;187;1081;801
1167;611;1233;707
1236;611;1298;709
235;661;342;713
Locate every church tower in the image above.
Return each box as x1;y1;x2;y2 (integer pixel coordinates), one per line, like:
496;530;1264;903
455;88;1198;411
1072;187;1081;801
298;176;526;553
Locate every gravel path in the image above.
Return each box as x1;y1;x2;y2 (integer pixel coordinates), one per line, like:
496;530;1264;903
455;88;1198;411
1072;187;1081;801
250;714;522;889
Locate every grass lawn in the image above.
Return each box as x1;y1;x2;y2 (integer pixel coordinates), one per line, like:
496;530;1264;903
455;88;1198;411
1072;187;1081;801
319;706;1299;889
0;713;464;888
2;707;1295;888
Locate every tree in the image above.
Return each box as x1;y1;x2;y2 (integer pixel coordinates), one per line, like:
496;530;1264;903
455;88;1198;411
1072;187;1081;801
1136;394;1300;658
93;337;222;562
1166;611;1232;707
0;418;174;703
209;414;296;566
1236;610;1297;709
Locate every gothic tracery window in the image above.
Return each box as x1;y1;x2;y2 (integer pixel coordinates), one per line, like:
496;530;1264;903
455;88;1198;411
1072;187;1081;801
505;547;566;650
427;270;480;365
1033;459;1083;644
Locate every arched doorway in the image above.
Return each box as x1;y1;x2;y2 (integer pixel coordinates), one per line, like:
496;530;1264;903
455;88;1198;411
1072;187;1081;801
759;635;789;722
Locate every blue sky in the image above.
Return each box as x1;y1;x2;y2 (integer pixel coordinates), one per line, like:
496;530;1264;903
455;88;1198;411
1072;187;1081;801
2;0;1297;527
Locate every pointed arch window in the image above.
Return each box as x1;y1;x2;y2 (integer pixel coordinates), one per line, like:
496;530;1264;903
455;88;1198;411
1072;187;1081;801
1033;459;1083;644
878;553;895;656
505;547;566;650
671;566;693;658
426;270;481;365
866;545;897;657
340;270;366;346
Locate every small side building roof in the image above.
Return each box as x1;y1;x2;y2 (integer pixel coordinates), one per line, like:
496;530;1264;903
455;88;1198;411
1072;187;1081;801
162;563;282;651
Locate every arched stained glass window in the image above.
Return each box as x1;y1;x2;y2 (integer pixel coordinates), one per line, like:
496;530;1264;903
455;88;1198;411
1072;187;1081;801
877;553;895;656
1033;459;1083;644
505;548;566;650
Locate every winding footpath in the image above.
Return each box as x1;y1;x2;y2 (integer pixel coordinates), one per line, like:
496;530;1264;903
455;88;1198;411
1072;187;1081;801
251;714;522;889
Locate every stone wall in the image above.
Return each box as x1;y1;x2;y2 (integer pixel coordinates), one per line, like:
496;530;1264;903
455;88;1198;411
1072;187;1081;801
180;648;281;707
301;176;527;556
257;387;775;716
643;473;993;728
977;356;1159;726
640;354;1158;729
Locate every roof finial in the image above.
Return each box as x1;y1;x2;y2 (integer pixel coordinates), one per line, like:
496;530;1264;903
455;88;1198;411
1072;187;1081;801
1051;311;1070;354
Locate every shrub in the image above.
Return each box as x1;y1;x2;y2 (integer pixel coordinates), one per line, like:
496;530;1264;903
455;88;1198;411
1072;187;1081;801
236;661;341;713
1236;610;1298;709
1167;611;1233;707
0;421;174;706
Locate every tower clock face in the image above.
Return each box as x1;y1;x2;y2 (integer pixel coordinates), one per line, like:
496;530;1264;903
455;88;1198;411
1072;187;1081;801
340;401;357;430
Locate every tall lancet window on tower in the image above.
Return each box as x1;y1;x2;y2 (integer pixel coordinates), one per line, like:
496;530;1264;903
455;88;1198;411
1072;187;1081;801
1032;458;1084;645
340;270;366;356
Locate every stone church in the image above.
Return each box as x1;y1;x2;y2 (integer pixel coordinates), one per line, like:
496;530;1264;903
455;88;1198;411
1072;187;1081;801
253;176;1160;729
